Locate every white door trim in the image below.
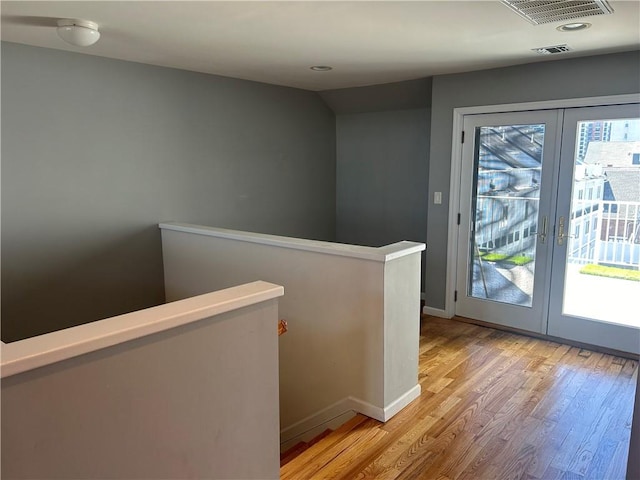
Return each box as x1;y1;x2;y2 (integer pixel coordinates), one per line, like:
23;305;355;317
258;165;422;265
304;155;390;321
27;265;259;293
445;93;640;318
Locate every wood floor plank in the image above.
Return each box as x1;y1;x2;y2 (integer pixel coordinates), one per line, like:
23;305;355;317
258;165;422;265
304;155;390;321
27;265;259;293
488;442;537;480
526;419;572;479
350;415;443;480
564;400;618;476
281;316;638;480
416;431;482;479
603;379;636;444
378;391;437;434
528;367;576;421
376;397;470;478
281;418;381;480
519;418;557;478
279;415;371;480
603;439;631;480
425;376;454;394
538;465;565;480
582;436;619;480
543;342;573;366
336;392;466;478
312;428;389;480
456;434;509;480
621;358;638;378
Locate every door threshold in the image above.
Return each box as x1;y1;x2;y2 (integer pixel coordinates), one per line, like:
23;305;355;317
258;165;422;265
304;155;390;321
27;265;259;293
449;315;639;360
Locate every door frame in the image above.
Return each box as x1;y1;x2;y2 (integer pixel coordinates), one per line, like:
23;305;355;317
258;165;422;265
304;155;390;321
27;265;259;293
445;94;640;319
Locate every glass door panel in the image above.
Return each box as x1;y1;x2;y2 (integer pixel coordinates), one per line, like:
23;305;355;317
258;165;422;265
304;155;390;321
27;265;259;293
548;104;640;354
469;124;544;307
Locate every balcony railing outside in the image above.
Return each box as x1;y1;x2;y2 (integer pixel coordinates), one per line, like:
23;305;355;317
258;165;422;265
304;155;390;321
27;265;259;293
569;200;640;269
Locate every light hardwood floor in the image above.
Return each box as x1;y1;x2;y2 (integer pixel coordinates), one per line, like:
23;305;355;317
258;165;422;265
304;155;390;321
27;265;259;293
281;316;638;480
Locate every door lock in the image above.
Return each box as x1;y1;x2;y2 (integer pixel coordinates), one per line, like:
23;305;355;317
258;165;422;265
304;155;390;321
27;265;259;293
557;216;574;246
537;216;548;244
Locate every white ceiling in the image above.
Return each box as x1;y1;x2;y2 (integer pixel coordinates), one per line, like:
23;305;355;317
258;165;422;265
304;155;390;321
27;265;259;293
1;1;639;91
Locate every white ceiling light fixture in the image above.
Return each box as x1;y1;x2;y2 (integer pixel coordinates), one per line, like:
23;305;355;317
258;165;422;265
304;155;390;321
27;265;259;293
557;22;592;32
56;19;100;47
310;66;333;72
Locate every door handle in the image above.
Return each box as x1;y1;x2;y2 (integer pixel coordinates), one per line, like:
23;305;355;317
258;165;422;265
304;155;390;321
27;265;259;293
537;216;548;244
557;216;574;246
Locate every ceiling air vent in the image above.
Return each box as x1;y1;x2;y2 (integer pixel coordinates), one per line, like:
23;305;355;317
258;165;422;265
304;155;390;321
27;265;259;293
501;0;614;25
533;44;573;54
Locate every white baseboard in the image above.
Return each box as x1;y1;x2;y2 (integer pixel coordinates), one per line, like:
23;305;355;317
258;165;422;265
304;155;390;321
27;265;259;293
382;384;421;421
280;397;354;448
280;408;356;453
348;396;384;422
280;384;422;451
350;384;421;422
422;306;451;318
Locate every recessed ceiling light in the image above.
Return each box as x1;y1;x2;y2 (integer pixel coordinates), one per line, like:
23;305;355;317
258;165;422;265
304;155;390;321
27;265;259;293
310;66;333;72
556;22;592;32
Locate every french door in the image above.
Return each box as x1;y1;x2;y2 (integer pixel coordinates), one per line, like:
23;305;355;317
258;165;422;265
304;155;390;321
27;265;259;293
455;104;640;354
455;110;561;334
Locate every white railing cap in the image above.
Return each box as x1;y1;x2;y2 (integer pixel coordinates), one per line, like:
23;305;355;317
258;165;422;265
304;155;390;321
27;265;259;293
159;222;425;262
1;281;283;378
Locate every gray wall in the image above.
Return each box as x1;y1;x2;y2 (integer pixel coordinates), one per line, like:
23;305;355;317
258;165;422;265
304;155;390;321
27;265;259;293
1;42;336;341
321;78;431;115
322;80;431;289
334;108;429;248
426;50;640;309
